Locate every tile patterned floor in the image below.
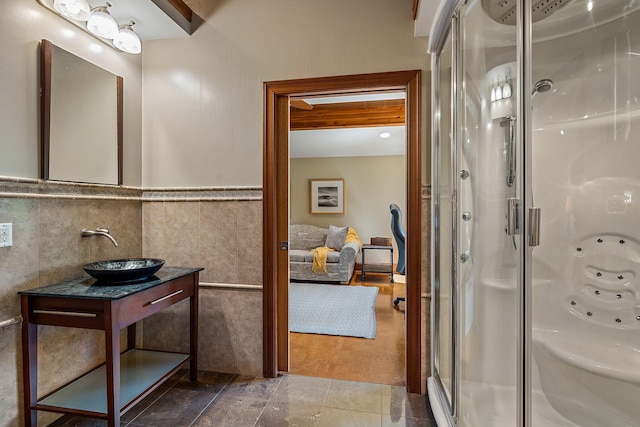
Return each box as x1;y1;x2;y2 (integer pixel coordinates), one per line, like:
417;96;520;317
49;370;437;427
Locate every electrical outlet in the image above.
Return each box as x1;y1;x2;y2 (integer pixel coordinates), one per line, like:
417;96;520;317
0;223;12;247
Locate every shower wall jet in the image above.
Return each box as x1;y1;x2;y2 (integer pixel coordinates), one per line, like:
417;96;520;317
428;1;640;426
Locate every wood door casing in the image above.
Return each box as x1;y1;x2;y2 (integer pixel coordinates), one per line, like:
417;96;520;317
263;70;423;393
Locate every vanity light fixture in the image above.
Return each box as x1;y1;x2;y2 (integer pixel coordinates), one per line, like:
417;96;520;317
86;3;119;39
41;0;143;54
53;0;90;20
113;21;141;54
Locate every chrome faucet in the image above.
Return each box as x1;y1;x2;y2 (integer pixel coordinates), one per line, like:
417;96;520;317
81;227;118;247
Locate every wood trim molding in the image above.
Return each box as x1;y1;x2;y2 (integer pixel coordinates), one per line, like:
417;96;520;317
290;99;405;130
405;70;423;393
263;70;423;393
40;40;52;181
166;0;193;21
116;76;124;186
262;84;279;379
413;0;420;20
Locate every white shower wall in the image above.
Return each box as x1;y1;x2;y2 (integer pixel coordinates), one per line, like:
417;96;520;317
528;10;640;426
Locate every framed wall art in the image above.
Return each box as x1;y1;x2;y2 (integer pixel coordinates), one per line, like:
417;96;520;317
310;179;345;214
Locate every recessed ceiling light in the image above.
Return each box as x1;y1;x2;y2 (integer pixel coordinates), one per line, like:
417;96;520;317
379;132;391;139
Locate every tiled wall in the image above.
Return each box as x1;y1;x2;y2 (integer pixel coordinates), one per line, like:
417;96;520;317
0;180;264;425
0;178;432;425
140;189;264;377
0;177;142;426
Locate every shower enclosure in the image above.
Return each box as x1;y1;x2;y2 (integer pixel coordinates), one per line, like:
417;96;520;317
429;1;640;426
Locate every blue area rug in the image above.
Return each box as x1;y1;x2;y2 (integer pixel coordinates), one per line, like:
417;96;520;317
289;282;379;339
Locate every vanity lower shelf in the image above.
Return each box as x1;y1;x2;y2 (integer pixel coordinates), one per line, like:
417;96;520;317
37;349;189;417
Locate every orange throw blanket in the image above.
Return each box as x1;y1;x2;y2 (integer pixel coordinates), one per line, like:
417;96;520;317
311;228;361;274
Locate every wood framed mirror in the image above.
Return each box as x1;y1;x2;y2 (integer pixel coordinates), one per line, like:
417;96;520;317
40;39;123;185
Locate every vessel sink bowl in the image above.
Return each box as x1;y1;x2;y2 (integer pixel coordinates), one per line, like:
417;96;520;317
83;258;165;283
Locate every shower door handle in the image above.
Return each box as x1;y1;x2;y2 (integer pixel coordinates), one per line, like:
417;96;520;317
506;198;519;235
528;207;541;247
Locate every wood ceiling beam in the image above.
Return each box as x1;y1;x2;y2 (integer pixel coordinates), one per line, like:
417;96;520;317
166;0;193;22
290;99;405;130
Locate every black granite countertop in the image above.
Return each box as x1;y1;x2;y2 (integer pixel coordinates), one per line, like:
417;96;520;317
18;267;203;300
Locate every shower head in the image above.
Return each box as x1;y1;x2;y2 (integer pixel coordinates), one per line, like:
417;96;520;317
482;0;571;25
532;79;554;96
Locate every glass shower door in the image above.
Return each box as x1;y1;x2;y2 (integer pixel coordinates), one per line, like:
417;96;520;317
528;1;640;426
432;28;454;411
456;1;521;426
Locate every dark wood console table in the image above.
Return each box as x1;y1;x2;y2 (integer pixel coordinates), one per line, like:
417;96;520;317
19;267;202;427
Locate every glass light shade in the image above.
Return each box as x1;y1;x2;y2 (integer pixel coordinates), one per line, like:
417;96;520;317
86;7;118;39
502;80;512;99
495;83;503;100
113;25;142;54
490;85;496;102
53;0;91;21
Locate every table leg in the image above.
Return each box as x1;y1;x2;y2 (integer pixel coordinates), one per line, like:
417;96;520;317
390;248;395;283
189;274;199;381
361;248;366;282
21;296;38;427
127;323;136;351
105;305;121;427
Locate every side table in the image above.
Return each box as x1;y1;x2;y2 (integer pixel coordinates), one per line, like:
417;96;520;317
360;244;394;283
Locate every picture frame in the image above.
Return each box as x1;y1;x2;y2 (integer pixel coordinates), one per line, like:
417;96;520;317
310;179;345;214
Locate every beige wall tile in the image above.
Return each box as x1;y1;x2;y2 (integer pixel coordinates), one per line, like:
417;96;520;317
0;325;22;427
197;289;238;373
422;296;432;387
237;201;263;285
38;198;93;284
142;299;191;353
422;195;431;295
37;327;107;394
89;200;142;261
142;202;167;258
141;311;168;351
0;198;39;320
199;202;238;283
236;290;263;376
141;198;265;377
163;202;200;267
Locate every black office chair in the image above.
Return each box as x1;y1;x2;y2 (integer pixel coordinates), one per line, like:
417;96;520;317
390;203;406;306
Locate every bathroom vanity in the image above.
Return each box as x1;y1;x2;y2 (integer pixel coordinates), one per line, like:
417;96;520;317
19;267;202;427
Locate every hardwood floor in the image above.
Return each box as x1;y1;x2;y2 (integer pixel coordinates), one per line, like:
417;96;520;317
289;270;406;386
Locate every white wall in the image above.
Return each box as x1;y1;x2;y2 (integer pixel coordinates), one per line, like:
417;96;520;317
291;155;406;263
0;0;142;185
142;0;429;187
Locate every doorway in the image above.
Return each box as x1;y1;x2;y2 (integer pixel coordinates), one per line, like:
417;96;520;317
263;70;423;393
